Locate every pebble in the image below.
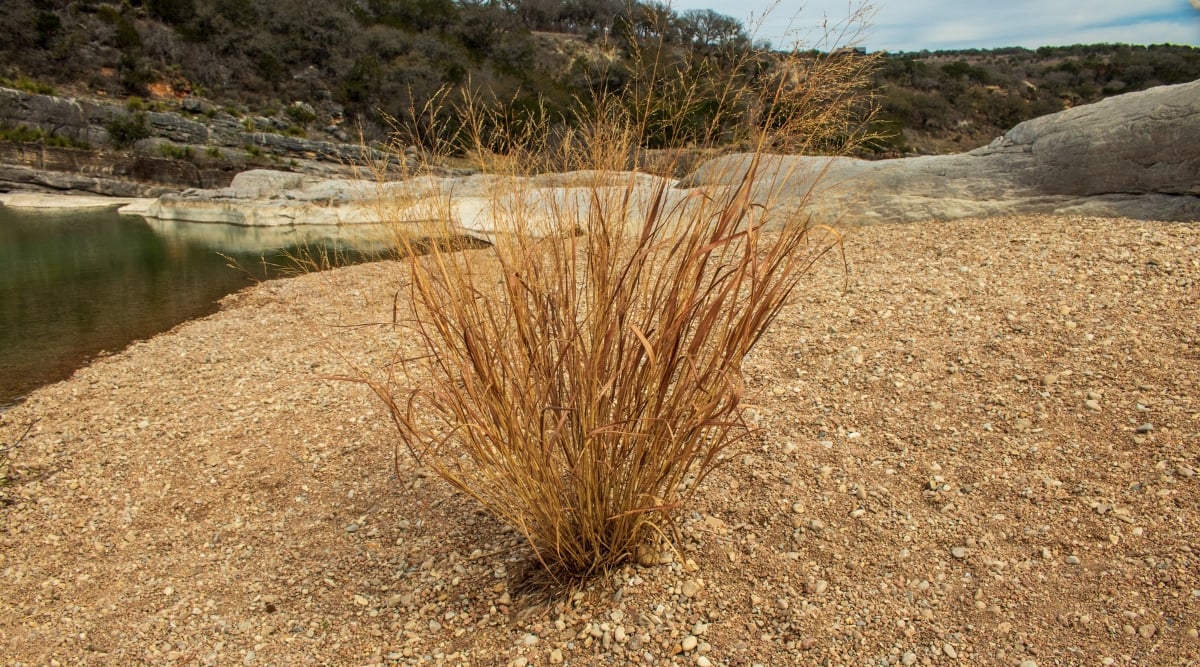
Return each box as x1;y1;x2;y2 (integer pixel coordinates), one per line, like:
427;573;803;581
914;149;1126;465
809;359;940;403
1066;555;1080;565
521;633;539;646
1135;423;1154;433
1139;624;1157;638
696;657;713;667
1020;661;1037;667
681;580;702;598
902;651;917;665
681;635;699;652
549;648;564;664
1084;399;1101;411
951;546;967;559
943;644;958;659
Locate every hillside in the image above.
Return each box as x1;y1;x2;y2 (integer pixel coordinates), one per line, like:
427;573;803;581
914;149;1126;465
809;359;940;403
0;1;1198;171
873;44;1200;154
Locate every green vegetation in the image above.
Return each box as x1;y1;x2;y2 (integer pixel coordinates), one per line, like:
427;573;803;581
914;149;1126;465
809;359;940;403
0;1;1196;158
157;142;195;160
105;112;151;148
0;123;89;148
0;74;53;96
872;44;1200;153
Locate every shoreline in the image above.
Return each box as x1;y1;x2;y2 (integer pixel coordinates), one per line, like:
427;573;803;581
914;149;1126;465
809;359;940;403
0;192;156;211
1;215;1198;665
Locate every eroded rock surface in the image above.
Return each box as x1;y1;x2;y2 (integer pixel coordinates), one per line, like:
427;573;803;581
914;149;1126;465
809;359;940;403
129;81;1200;233
686;79;1200;224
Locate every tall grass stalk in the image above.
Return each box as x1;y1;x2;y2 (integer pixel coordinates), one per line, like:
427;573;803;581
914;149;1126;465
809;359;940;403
353;5;879;581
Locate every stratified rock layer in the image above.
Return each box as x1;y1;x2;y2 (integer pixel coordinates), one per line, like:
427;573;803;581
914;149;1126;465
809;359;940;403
129;81;1200;233
686;79;1200;224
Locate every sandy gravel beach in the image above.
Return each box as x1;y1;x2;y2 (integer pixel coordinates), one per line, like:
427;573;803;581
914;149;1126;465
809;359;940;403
1;215;1197;666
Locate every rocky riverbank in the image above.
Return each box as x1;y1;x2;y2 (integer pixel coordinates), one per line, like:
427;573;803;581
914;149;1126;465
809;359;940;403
2;214;1197;666
5;80;1198;229
117;80;1200;237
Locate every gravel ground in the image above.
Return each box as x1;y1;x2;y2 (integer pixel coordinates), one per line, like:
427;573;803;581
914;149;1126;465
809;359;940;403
1;215;1198;666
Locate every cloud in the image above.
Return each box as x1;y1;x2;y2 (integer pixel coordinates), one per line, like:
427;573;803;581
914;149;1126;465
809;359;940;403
672;0;1199;51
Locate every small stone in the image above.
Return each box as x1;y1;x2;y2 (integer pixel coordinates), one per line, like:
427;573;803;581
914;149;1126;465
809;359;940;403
511;658;528;667
681;580;702;598
809;518;825;531
1041;374;1057;387
902;652;917;666
636;544;657;567
696;657;713;667
801;637;817;650
428;620;441;632
813;579;828;595
943;644;958;659
549;648;564;664
521;633;539;646
1066;555;1080;565
353;594;369;606
791;501;805;514
345;523;359;533
1084;399;1101;411
1019;661;1037;667
1135;423;1154;433
681;635;699;652
1139;624;1157;638
1013;418;1032;432
951;546;967;559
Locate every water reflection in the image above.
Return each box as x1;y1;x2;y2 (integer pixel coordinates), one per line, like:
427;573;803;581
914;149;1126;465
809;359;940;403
0;207;392;408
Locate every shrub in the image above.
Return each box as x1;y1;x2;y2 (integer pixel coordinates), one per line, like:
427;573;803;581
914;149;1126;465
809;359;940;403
0;123;88;148
157;142;194;159
350;9;879;582
0;75;55;95
105;111;151;148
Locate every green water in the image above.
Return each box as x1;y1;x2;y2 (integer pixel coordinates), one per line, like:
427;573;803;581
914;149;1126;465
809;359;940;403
0;206;390;408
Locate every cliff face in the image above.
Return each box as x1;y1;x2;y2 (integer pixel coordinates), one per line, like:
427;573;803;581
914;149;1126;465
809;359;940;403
0;87;407;196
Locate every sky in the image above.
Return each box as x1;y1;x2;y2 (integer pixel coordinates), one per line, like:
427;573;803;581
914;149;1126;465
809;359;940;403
672;0;1200;52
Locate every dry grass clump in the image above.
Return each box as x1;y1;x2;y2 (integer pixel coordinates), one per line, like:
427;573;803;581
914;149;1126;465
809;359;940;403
356;7;879;581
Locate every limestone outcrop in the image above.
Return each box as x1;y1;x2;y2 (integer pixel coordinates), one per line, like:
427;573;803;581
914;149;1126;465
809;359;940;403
128;80;1200;235
684;79;1200;224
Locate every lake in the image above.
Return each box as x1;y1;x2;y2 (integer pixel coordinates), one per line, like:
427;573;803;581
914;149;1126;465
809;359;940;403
0;206;393;409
